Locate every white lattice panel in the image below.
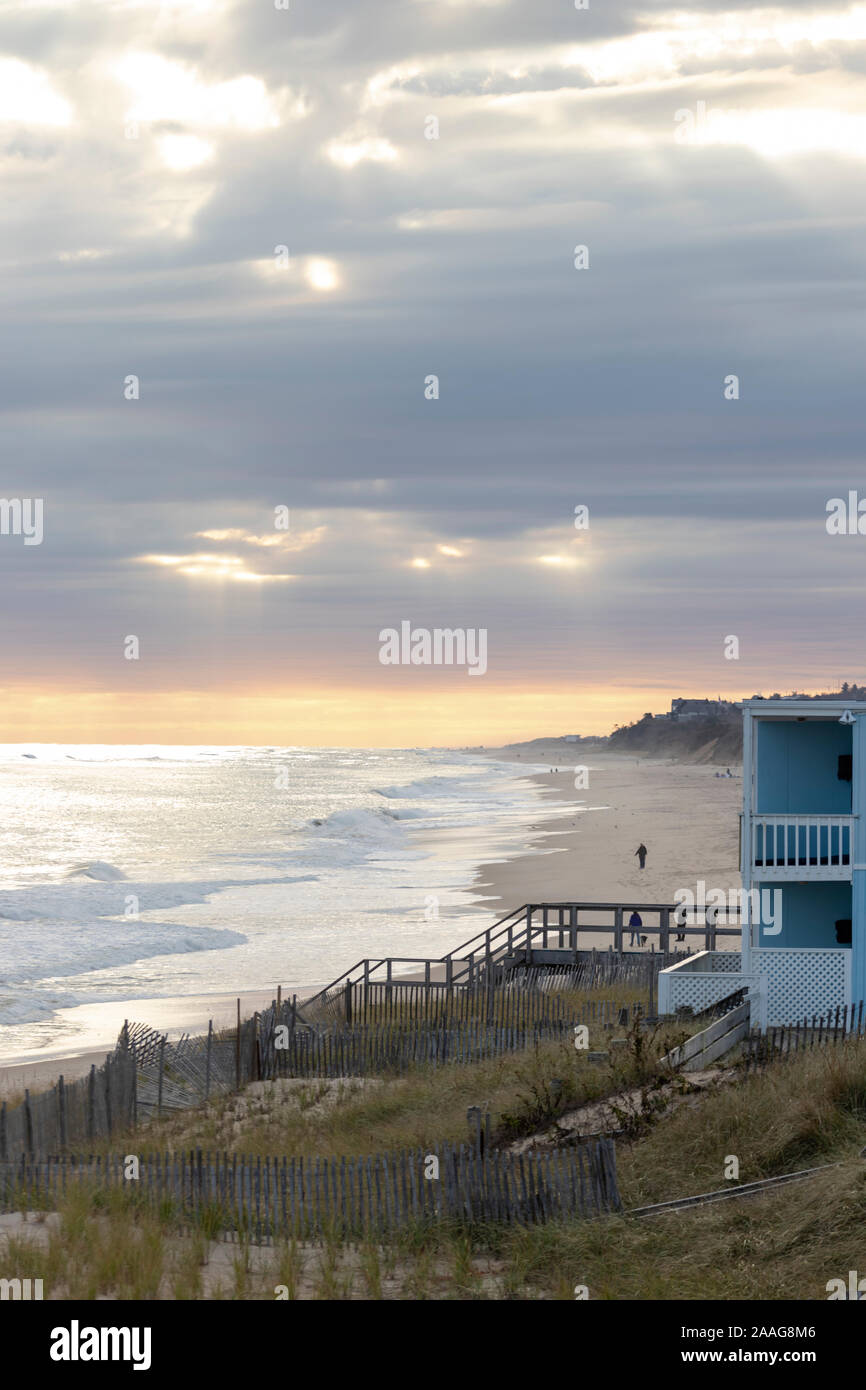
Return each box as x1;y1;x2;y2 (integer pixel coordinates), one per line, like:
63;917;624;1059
661;971;757;1016
751;948;850;1026
705;953;744;972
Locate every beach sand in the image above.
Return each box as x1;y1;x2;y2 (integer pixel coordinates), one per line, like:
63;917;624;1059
474;748;742;919
1;748;742;1093
0;989;286;1095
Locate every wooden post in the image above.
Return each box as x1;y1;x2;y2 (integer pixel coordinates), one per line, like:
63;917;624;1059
659;908;670;954
24;1090;33;1155
205;1020;213;1100
466;1106;482;1154
88;1065;96;1141
104;1055;112;1136
236;998;241;1089
0;1100;6;1163
57;1075;67;1150
613;907;624;952
157;1037;166;1118
570;905;578;960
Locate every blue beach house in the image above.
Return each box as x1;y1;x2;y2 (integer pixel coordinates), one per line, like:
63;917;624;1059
660;698;865;1027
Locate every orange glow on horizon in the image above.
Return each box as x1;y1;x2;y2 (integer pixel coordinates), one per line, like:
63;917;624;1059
0;683;746;746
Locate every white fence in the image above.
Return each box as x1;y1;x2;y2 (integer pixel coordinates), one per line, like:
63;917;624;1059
657;952;766;1028
659;946;852;1028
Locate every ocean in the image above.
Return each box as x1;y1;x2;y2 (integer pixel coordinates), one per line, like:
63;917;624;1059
0;745;570;1061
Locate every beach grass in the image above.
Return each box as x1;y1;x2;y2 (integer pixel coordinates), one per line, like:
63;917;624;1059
86;1010;692;1158
3;1161;864;1300
4;1029;865;1298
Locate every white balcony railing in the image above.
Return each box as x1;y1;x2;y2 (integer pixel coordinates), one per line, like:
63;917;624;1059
750;814;854;880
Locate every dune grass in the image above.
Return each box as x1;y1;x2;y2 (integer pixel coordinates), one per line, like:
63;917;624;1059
4;1024;866;1298
98;1010;691;1158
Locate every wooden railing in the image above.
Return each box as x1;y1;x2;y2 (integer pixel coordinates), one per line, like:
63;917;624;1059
301;901;742;1019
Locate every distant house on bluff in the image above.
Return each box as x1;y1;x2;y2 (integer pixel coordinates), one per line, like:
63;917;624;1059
669;697;736;719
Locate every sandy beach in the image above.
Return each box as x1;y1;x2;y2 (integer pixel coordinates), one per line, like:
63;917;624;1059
474;747;742;920
0;989;286;1096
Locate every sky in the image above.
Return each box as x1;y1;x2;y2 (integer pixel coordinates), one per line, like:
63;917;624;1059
2;0;866;745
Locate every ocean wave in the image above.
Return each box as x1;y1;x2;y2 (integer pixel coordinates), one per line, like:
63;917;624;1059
0;990;81;1027
0;873;317;925
64;861;128;882
0;920;247;991
305;807;409;838
374;777;467;800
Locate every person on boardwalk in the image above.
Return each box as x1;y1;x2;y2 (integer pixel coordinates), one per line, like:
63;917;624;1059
628;910;643;946
635;843;647;869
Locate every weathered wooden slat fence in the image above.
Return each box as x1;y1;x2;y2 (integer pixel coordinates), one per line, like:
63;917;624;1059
126;984;641;1116
0;1048;136;1162
0;1138;620;1239
302;974;607;1030
509;949;690;995
130;1018;580;1115
742;1000;866;1072
1;981;640;1150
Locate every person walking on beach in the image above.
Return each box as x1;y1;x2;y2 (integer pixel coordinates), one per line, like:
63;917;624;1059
635;843;647;870
628;910;643;947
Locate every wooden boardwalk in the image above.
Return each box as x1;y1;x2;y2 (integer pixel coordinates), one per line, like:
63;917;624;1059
300;900;735;1023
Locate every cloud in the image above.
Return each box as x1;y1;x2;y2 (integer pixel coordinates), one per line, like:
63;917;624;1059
0;57;73;125
135;553;295;583
156;133;215;170
114;53;284;131
326;135;398;167
195;526;326;550
5;0;866;735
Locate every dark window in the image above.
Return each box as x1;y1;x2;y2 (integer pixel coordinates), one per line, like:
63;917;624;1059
838;754;852;781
